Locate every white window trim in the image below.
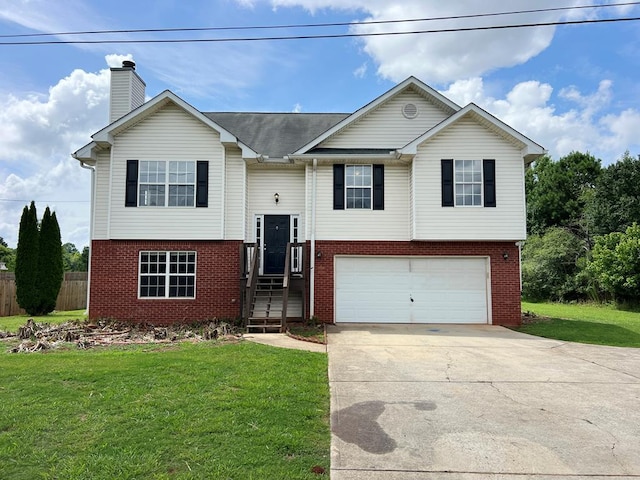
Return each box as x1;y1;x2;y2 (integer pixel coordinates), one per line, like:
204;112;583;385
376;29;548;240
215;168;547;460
138;250;197;299
345;164;373;210
454;159;483;207
138;160;197;208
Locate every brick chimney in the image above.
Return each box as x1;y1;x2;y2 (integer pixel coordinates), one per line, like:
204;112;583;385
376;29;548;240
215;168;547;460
109;60;146;123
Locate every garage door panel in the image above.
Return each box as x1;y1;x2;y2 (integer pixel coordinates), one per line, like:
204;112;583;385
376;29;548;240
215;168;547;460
335;257;488;324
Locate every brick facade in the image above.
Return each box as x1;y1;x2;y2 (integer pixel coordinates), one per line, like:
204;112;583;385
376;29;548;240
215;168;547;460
89;239;521;326
312;241;522;326
89;240;242;325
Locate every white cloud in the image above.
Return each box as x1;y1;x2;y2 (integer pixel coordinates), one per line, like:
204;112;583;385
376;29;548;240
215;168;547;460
440;77;640;164
267;0;603;83
0;60;111;248
292;102;302;113
353;63;368;78
105;54;134;68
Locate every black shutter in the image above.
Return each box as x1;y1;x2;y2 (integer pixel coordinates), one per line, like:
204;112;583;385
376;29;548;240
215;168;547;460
125;160;138;207
373;164;384;210
441;159;454;207
333;164;345;210
483;159;496;207
196;161;208;208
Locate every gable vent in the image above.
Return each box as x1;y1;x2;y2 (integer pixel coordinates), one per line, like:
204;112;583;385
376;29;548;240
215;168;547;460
402;103;418;119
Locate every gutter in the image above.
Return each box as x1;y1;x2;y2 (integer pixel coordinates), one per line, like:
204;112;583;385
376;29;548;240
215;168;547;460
73;154;95;316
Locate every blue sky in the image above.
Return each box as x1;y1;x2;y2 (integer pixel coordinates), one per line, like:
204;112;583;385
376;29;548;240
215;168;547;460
1;0;639;248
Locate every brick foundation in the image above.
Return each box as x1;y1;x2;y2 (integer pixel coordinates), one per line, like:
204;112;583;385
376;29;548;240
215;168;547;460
312;241;522;326
89;240;242;325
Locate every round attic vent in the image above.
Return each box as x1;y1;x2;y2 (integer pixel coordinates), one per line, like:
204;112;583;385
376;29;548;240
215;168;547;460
402;103;418;119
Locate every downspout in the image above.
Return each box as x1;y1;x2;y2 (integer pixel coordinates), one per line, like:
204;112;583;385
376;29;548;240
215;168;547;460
516;241;523;292
310;158;317;318
77;158;95;316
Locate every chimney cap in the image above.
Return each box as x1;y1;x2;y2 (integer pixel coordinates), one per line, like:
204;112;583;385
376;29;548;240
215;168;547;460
122;60;136;69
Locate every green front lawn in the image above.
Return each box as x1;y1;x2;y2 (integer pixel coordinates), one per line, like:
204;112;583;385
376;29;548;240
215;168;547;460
0;309;86;333
519;301;640;347
0;341;330;479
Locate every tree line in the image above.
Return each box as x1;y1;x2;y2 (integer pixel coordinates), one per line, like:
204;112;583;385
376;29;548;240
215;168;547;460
0;238;88;272
523;151;640;305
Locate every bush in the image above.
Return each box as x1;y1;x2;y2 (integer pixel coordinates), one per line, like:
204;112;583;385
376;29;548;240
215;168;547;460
522;227;586;302
588;223;640;304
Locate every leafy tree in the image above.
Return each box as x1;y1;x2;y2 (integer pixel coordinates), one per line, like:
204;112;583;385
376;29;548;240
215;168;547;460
522;227;586;301
80;246;89;272
586;152;640;236
37;208;63;314
0;238;15;271
15;202;40;314
587;223;640;304
526;152;601;236
61;243;89;271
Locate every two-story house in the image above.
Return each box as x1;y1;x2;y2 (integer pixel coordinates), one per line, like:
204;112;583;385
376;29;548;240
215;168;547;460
73;61;544;330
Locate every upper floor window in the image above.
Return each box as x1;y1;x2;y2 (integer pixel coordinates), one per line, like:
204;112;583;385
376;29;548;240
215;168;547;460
139;161;195;207
441;159;496;208
346;165;372;209
125;160;208;208
333;163;384;210
455;160;482;206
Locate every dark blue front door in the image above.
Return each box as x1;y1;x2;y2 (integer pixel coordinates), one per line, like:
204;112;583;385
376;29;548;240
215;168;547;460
264;215;290;275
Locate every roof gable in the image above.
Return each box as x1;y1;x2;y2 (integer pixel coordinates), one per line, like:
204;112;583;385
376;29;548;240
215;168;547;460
400;103;545;163
293;77;460;155
87;90;259;159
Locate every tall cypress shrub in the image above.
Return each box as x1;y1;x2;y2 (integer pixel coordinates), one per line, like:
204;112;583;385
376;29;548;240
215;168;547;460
15;202;40;315
37;208;64;314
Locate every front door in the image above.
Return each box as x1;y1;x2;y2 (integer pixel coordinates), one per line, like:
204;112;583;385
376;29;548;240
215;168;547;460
263;215;290;275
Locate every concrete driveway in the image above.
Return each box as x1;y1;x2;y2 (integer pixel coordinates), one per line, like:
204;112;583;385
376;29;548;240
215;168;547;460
327;324;640;479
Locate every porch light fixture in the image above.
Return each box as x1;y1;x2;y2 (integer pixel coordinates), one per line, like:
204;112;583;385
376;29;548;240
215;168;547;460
502;252;509;261
274;193;279;205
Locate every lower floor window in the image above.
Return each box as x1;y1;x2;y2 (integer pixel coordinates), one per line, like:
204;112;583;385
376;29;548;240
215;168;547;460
139;251;196;298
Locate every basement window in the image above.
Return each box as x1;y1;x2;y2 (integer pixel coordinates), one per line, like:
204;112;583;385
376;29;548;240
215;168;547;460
139;251;196;298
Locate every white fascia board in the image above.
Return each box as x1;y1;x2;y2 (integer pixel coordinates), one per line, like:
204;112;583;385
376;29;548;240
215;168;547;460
90;90;260;158
72;141;98;163
400;103;545;158
292;76;461;155
288;153;398;164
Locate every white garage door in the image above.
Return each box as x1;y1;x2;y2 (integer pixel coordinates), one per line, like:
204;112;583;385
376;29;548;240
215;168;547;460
335;257;489;324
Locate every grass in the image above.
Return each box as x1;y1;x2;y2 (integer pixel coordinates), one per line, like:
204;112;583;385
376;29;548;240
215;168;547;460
518;301;640;347
0;341;330;479
0;310;86;333
287;325;326;344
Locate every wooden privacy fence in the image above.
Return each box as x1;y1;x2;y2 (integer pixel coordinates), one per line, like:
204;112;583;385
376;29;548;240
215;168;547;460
0;272;88;317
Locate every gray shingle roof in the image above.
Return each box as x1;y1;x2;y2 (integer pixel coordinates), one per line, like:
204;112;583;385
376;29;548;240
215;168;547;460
204;112;349;158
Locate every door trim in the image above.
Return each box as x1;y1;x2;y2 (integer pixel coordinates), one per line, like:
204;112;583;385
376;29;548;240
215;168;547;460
254;214;300;276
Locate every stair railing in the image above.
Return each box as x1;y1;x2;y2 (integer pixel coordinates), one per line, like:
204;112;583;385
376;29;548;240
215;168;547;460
244;243;259;323
281;242;292;331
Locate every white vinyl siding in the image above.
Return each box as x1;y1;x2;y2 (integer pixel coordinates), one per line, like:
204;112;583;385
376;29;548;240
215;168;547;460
224;147;245;239
108;104;224;240
246;165;306;241
92;151;111;239
109;69;145;123
412;118;526;240
319;89;450;149
314;163;409;240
